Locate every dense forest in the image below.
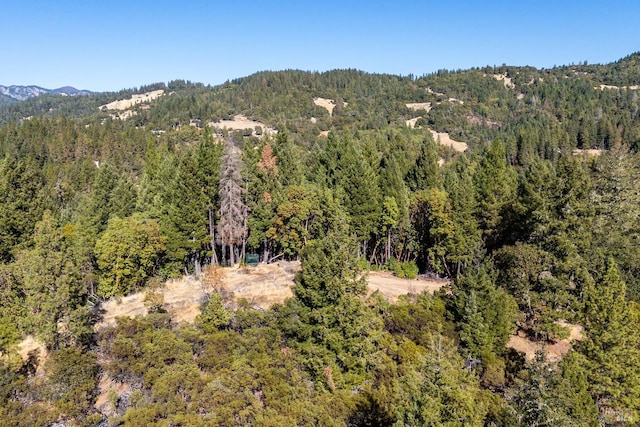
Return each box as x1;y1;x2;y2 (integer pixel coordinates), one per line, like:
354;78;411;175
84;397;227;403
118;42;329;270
1;53;640;426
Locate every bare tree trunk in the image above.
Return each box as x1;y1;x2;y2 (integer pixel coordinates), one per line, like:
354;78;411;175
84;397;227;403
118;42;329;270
241;213;247;264
369;239;380;266
221;244;226;266
209;209;218;265
263;238;268;264
386;228;392;263
195;254;202;276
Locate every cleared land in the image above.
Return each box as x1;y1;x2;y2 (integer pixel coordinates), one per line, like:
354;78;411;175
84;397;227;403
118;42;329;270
598;84;640;90
406;102;432;112
314;97;337;115
100;90;165;111
573;148;604;157
95;261;448;330
491;74;515;89
429;129;468;152
506;320;584;362
208;114;275;136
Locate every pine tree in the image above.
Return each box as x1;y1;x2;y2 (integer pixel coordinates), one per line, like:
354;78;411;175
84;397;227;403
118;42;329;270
165;151;209;274
474;139;517;250
195;127;223;265
409;135;442;191
580;259;640;423
591;145;640;299
14;211;86;349
0;155;45;261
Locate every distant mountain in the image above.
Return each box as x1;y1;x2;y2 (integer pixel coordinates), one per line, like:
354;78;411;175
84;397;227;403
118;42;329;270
0;85;93;104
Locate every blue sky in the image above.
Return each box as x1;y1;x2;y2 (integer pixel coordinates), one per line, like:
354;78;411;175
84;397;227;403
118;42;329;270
2;0;639;92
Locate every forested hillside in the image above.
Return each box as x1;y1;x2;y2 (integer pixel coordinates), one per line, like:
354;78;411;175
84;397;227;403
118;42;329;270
1;53;640;426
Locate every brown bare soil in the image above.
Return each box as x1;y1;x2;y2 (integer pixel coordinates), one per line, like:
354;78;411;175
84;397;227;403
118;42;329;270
95;262;449;329
405;117;422;128
491;74;515;89
429;129;468;152
100;90;165;111
598;84;640;90
94;374;131;415
465;114;501;128
208;115;276;136
366;271;448;302
314;97;337;115
573;148;604;157
218;262;298;309
506;320;584;362
406;102;432;112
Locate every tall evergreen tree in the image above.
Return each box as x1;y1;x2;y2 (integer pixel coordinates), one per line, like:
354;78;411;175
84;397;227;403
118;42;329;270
579;259;640;423
0;155;45;261
474;139;517;250
195;127;223;265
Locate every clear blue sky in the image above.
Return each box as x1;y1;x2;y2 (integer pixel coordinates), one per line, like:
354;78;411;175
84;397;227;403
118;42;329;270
2;0;639;92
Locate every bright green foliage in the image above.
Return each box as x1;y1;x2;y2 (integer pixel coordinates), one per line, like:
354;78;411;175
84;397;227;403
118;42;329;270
244;138;282;261
3;55;640;426
385;292;457;347
164;151;210;272
380;195;400;263
412;188;456;275
197;292;232;332
95;214;166;298
442;155;482;276
320;132;381;245
272;127;305;187
193;128;223;263
294;232;366;309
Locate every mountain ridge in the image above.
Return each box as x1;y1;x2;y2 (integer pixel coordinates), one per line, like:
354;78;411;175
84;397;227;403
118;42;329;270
0;84;93;104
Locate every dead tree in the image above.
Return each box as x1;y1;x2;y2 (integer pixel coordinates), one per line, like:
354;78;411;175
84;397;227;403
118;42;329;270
217;136;248;266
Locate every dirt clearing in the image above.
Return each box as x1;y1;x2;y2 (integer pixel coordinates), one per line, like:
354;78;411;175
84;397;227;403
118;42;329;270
208;114;275;136
367;271;448;302
100;90;164;111
429;129;468;152
507;320;584;362
314;97;337;115
95;262;448;329
573;148;604;157
406;102;432;112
